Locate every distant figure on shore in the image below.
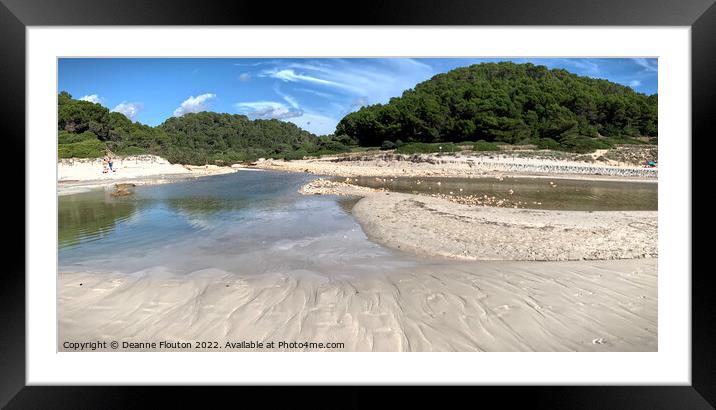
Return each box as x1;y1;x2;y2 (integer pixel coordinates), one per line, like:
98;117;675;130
103;148;116;173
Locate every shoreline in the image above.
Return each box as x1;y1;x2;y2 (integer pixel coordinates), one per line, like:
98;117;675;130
254;151;658;183
352;192;657;261
57;159;658;352
299;179;657;261
58;155;240;195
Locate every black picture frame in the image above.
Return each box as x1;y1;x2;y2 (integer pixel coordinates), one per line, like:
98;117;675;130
2;0;712;407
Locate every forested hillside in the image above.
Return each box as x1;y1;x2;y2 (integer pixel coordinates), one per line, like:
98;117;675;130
58;91;168;159
57;92;353;163
58;62;658;163
335;62;657;152
157;112;353;164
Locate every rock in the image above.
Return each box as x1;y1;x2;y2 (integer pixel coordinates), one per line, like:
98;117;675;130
110;189;132;197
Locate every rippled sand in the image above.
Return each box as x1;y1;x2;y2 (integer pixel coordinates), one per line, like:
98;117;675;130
59;258;656;352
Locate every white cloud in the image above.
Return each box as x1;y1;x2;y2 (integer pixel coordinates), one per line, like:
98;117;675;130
632;58;658;72
79;94;103;104
172;93;217;117
286;112;339;136
239;73;251;82
251;59;438;135
266;69;357;92
628;80;642;88
260;59;434;106
568;59;601;76
235;101;303;119
273;84;300;109
294;88;335;99
111;102;143;120
351;97;369;109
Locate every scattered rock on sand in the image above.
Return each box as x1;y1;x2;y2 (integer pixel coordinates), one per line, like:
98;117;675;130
299;178;384;196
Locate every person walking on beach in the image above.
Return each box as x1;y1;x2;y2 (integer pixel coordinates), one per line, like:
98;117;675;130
102;155;109;174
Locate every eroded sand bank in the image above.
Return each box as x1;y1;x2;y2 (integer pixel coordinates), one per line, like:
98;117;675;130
59;258;656;352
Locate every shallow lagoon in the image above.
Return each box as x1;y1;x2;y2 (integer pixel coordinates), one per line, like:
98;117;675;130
59;170;657;274
59;171;415;274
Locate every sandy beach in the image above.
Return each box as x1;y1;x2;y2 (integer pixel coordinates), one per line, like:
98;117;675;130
352;192;657;261
58;155;239;195
58;152;658;352
59;258;656;352
254;150;658;182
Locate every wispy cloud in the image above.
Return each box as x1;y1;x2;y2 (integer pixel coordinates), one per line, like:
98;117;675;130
351;97;369;109
286;112;339;136
628;80;642;88
259;58;435;104
235;101;303;119
294;88;335;99
632;58;658;72
251;59;437;134
239;73;251;82
173;93;216;117
112;102;143;120
568;59;601;76
79;94;103;104
273;84;300;109
264;69;357;92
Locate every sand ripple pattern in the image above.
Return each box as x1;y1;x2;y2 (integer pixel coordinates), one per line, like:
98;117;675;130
58;258;657;352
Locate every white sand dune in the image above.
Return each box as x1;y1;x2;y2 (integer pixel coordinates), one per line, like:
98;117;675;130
59;258;656;352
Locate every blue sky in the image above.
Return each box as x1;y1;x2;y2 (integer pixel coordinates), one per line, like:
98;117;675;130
58;58;658;135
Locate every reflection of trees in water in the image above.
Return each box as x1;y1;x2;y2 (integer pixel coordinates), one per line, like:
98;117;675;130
58;191;138;248
163;197;244;215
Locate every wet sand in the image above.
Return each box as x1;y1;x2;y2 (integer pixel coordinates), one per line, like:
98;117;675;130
59;258;656;352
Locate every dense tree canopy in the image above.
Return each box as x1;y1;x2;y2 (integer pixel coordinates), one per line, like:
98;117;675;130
57;92;354;163
58;91;169;158
158;112;322;164
335;62;657;151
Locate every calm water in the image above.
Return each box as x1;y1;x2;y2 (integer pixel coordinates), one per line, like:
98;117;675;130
59;171;657;274
347;176;658;211
59;171;414;274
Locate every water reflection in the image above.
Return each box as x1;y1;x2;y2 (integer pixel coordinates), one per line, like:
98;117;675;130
346;176;657;211
58;170;657;275
58;171;406;274
59;190;138;248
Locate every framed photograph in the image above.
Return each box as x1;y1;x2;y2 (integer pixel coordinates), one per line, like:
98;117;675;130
3;0;712;407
